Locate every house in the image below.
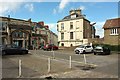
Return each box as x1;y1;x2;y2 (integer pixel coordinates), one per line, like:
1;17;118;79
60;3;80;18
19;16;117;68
31;22;48;49
32;21;58;49
103;18;120;45
0;16;32;48
57;9;95;47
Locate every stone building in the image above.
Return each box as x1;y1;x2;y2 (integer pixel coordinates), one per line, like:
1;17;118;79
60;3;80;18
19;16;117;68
0;16;32;48
32;21;58;49
103;18;120;45
57;9;95;47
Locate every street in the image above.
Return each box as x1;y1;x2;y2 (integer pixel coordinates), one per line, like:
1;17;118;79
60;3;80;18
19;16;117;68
1;49;119;78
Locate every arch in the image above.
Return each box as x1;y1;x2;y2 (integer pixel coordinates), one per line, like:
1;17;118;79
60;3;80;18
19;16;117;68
11;30;30;35
70;44;73;47
61;43;64;46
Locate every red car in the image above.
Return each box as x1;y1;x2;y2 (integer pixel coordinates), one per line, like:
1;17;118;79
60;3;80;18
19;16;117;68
43;44;58;51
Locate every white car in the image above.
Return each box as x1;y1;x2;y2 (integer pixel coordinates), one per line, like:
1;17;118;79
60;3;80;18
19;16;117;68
74;45;93;54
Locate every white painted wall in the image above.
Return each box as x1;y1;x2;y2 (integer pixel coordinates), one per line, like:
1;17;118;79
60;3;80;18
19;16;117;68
58;18;88;47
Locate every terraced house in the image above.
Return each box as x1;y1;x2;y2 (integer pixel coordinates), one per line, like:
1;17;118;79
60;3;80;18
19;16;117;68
103;18;120;45
57;9;95;47
32;21;58;49
0;16;58;49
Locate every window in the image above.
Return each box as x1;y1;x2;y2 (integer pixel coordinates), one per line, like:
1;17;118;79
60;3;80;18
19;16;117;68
110;28;118;35
86;46;91;48
61;23;64;30
71;14;76;18
61;33;64;40
70;22;73;29
70;32;73;39
57;25;59;31
76;21;79;29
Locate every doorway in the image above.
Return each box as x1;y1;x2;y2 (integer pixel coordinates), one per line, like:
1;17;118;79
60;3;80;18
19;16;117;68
13;40;23;47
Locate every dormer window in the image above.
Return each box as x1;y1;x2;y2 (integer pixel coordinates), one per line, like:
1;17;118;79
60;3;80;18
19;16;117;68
71;14;76;19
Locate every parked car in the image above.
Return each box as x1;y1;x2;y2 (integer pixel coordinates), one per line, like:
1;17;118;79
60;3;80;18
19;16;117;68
74;45;93;54
43;44;58;51
2;44;28;55
93;46;110;55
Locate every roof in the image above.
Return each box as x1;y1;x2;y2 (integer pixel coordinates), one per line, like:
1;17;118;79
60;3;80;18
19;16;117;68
57;13;89;22
103;18;120;29
0;16;31;22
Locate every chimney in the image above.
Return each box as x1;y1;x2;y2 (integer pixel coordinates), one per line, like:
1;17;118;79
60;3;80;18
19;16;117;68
69;9;82;15
8;15;10;18
38;21;44;26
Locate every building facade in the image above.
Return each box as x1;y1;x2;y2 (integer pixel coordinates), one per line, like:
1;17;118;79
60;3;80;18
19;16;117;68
32;21;58;49
103;18;120;45
57;9;95;47
1;16;32;48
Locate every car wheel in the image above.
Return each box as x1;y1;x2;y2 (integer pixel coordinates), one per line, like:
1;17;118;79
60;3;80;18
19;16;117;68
94;52;96;55
91;50;94;53
75;50;79;54
22;51;27;54
2;51;6;55
83;50;85;54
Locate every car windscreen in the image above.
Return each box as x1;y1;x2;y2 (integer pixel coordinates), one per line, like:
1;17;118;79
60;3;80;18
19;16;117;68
79;45;84;48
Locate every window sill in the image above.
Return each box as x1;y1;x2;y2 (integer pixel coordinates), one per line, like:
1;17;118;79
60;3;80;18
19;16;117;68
110;34;119;36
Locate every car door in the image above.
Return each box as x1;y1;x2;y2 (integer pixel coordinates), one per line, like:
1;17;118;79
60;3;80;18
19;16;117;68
5;44;14;54
85;46;92;52
11;44;20;54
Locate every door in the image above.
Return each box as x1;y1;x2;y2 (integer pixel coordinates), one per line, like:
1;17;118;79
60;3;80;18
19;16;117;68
85;46;92;52
18;40;23;47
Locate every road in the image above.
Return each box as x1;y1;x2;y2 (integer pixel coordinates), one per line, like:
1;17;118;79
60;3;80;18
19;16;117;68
33;50;118;77
1;49;119;78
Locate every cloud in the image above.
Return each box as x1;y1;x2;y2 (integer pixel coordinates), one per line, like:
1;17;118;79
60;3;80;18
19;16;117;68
0;2;35;16
0;0;43;2
46;23;57;35
0;2;24;16
53;0;69;14
53;8;57;14
59;0;69;10
94;21;105;38
25;3;34;12
79;6;85;10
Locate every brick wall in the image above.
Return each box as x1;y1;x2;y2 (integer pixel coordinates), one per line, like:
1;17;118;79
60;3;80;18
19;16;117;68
88;38;103;45
104;28;120;45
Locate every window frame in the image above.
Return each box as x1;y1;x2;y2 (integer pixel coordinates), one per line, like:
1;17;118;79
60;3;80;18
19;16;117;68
70;22;73;29
70;32;73;39
110;28;118;35
61;23;64;30
61;33;64;40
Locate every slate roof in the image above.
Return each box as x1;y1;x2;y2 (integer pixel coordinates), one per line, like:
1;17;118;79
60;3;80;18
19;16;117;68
58;13;86;22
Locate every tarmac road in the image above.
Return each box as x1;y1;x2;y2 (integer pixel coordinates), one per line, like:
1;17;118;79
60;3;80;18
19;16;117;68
33;50;118;77
1;50;119;78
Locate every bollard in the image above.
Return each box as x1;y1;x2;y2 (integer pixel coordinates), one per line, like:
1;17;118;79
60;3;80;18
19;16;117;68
83;54;87;64
18;59;22;77
48;58;51;73
35;48;37;54
52;51;55;59
69;56;72;69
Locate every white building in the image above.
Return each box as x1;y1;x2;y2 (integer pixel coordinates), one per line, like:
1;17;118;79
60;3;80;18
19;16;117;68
57;9;95;47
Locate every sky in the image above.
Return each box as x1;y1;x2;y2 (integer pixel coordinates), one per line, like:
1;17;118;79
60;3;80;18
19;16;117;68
0;0;119;38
